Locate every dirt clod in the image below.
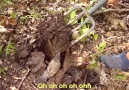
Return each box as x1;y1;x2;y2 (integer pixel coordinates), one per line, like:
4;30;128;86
38;14;72;56
27;50;46;73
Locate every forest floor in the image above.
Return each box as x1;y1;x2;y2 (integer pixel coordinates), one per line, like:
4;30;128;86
0;0;129;90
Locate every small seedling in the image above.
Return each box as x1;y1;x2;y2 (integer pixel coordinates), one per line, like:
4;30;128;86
97;41;106;52
0;0;13;9
0;67;8;75
4;0;13;5
93;34;99;40
70;13;92;43
0;46;3;56
5;42;15;56
79;17;91;42
88;59;98;70
28;6;42;20
9;12;17;18
20;6;42;24
115;74;126;80
70;10;77;24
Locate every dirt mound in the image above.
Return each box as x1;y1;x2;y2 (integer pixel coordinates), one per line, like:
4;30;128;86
37;14;72;57
62;66;99;85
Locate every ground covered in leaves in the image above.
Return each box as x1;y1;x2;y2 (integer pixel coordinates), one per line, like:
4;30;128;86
0;0;129;90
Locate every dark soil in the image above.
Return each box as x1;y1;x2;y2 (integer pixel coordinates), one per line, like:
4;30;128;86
25;14;99;90
1;0;129;90
37;14;72;57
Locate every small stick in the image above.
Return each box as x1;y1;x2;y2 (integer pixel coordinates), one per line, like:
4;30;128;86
94;9;129;15
48;40;55;57
32;83;39;90
18;68;31;90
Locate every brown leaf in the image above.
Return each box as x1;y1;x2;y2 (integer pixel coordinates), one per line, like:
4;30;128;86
0;15;17;28
0;15;8;27
119;19;128;30
107;0;120;5
108;17;128;30
8;17;17;26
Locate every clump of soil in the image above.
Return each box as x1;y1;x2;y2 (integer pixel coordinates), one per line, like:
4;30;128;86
62;66;100;85
26;50;46;73
37;14;72;58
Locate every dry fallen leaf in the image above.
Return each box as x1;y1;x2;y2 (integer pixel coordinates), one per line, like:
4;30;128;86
108;17;128;30
107;0;120;5
8;17;17;26
119;19;128;30
0;15;17;28
0;15;8;27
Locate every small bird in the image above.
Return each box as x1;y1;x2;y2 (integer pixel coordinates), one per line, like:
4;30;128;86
35;51;61;84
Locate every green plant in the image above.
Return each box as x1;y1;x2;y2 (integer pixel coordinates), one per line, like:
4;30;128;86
115;74;126;80
69;7;96;43
79;17;90;42
5;42;15;56
70;10;77;24
88;59;98;70
9;12;17;18
0;0;13;9
97;41;106;52
20;6;42;24
4;0;13;5
0;46;3;56
0;67;8;75
28;6;42;20
93;34;99;40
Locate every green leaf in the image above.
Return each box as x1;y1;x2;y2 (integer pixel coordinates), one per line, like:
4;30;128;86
79;28;88;42
0;67;7;75
27;6;42;20
79;28;89;35
10;12;17;18
5;0;13;5
81;18;87;29
70;10;76;19
5;42;15;56
70;10;77;24
32;13;42;20
115;74;126;80
97;41;106;52
93;34;99;40
0;46;3;56
72;32;80;40
88;60;98;70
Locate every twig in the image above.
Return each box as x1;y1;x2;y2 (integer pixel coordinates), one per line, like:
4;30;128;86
84;72;87;83
107;74;121;87
91;43;129;57
32;83;39;90
18;68;31;90
118;2;129;8
94;9;129;15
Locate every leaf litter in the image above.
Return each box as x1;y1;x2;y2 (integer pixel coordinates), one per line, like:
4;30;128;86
0;0;129;90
